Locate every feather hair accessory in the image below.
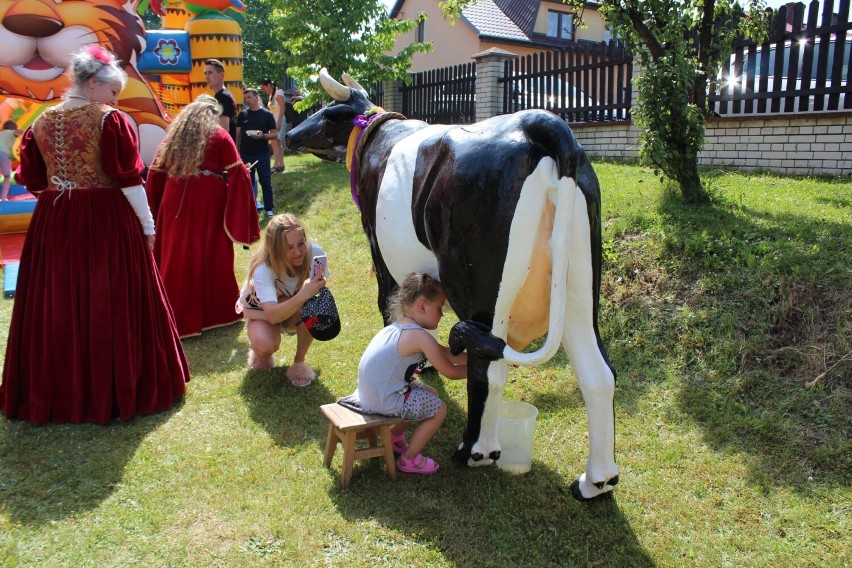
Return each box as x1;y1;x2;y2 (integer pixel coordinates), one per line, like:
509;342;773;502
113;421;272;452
84;45;116;65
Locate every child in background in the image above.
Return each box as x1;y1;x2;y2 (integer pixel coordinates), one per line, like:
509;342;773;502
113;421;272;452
355;272;467;474
0;120;23;200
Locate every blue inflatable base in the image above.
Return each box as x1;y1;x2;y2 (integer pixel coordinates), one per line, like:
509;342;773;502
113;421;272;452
4;262;19;298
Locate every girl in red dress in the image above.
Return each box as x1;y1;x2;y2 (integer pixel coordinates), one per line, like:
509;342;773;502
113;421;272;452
146;95;260;338
0;46;189;424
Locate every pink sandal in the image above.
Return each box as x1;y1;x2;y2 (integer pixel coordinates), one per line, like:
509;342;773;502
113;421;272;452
248;349;274;371
286;361;315;387
390;432;408;455
397;453;439;474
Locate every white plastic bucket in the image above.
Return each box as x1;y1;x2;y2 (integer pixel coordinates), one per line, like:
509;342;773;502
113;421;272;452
496;400;539;474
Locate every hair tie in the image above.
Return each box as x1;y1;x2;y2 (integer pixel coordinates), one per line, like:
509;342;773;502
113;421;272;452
84;45;116;65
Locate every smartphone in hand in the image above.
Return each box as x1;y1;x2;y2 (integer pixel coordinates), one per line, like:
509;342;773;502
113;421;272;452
310;255;327;281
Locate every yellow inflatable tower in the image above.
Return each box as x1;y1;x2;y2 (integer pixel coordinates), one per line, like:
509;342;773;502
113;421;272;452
187;14;244;107
139;0;246;116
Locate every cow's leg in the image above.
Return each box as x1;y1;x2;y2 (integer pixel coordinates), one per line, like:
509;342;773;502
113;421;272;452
369;246;399;326
561;189;618;500
451;157;571;467
452;354;506;466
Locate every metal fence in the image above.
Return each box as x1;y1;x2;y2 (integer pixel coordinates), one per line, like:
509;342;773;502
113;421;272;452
401;62;476;124
366;80;384;109
711;0;852;116
501;41;633;122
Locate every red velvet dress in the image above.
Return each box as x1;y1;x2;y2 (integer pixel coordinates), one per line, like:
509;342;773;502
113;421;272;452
146;128;260;338
0;104;189;424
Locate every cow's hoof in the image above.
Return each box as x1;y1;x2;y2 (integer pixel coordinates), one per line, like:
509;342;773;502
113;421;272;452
453;443;496;467
453;444;471;465
569;473;617;502
594;474;618;489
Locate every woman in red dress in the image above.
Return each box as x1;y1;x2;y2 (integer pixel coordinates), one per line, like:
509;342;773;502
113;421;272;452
0;46;189;424
146;95;260;338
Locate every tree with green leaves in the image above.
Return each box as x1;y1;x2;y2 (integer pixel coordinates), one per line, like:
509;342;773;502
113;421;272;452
262;0;431;108
442;0;767;204
595;0;767;204
241;0;285;90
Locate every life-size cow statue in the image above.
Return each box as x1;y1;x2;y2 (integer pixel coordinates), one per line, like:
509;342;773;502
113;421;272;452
286;69;618;500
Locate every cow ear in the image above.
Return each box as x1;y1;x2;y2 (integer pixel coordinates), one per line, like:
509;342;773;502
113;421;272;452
323;104;358;123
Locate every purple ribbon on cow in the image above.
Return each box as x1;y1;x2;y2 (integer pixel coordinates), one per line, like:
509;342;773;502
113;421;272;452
349;112;384;211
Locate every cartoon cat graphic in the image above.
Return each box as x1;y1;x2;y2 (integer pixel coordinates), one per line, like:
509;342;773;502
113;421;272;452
0;0;171;164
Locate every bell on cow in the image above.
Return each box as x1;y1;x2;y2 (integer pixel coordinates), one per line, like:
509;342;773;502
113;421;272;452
496;400;539;474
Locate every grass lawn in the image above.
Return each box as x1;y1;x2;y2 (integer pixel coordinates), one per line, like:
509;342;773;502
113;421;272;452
0;154;849;567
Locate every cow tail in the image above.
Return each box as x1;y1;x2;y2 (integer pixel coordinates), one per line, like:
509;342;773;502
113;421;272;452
561;129;614;382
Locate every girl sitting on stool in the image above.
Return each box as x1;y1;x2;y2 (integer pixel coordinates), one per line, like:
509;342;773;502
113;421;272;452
355;272;467;474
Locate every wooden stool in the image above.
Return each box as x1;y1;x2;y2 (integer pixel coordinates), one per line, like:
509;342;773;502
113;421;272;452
321;403;398;489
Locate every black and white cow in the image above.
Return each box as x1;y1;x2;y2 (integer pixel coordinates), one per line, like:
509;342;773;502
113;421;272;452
286;69;618;500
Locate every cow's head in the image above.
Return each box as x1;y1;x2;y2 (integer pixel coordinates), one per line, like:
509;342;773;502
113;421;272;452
285;68;375;162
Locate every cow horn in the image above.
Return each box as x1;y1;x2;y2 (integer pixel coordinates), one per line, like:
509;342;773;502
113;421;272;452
319;68;351;102
342;72;367;95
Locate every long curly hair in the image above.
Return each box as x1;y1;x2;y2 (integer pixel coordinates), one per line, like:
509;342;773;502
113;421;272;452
245;213;312;291
151;94;222;177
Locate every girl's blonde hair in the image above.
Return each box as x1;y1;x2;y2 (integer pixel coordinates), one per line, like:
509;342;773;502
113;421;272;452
388;272;444;321
246;213;312;289
151;94;222;177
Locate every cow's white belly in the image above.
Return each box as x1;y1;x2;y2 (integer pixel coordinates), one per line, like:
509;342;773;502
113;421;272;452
375;124;453;284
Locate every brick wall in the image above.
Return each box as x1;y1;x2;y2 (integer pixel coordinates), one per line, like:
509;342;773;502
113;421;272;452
700;115;852;176
568;115;852;177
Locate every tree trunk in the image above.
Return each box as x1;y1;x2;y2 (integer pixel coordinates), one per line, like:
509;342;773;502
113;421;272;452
678;158;710;204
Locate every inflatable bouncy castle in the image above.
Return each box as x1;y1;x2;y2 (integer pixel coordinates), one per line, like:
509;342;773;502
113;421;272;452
0;0;246;166
0;0;246;293
141;0;247;117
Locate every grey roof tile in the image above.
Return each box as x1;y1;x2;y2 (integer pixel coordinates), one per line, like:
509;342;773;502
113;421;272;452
462;0;530;42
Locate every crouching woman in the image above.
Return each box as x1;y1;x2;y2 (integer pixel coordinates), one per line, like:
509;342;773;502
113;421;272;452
237;213;332;386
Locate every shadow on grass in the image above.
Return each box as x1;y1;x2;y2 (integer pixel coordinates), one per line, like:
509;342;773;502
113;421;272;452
180;323;247;375
239;364;335;447
0;406;179;525
328;443;651;566
336;474;650;566
654;192;850;490
304;371;651;566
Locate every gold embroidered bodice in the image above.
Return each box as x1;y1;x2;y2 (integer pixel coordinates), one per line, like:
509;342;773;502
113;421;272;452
32;104;116;190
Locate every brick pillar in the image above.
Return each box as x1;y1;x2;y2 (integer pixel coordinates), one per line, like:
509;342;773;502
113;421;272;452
473;47;517;121
380;79;405;114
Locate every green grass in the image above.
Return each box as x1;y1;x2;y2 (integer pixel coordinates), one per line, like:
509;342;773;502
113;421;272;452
0;155;849;567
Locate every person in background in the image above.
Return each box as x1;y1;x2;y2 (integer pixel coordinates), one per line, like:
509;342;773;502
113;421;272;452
260;79;286;173
237;213;329;387
204;58;237;143
283;88;305;133
0;120;23;201
237;88;277;218
354;272;468;475
1;45;189;424
146;95;260;338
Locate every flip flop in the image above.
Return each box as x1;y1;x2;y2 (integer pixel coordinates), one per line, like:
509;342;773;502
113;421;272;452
248;349;274;371
286;361;315;387
271;166;285;173
391;432;408;455
397;453;439;474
